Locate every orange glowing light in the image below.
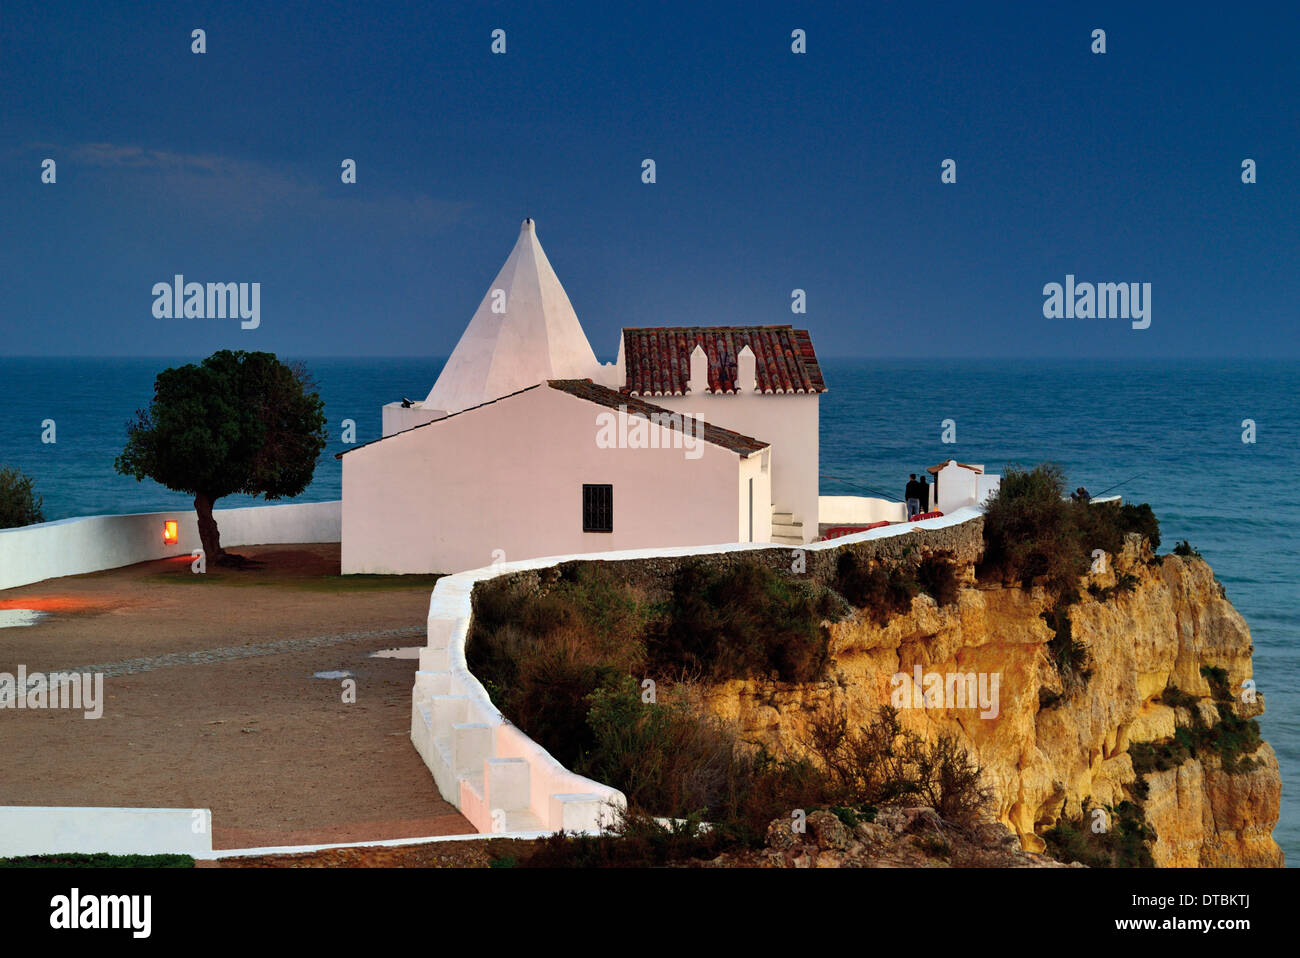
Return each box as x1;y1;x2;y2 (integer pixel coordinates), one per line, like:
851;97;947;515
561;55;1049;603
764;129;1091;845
163;520;179;545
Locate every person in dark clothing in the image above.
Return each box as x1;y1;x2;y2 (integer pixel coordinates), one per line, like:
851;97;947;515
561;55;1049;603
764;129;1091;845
915;473;929;513
905;474;921;518
1071;486;1091;504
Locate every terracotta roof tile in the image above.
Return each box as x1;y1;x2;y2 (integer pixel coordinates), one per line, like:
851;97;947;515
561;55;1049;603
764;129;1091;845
621;325;827;396
547;379;769;455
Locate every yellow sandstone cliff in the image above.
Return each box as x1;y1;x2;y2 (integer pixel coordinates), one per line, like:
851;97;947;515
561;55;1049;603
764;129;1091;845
701;535;1283;867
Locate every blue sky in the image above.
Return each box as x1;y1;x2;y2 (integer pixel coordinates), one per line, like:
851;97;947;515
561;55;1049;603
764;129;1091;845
2;0;1295;359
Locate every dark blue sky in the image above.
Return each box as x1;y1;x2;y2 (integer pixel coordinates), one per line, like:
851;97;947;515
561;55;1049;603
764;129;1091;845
2;1;1295;359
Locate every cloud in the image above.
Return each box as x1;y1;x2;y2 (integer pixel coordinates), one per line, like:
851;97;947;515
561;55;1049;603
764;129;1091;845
54;142;469;232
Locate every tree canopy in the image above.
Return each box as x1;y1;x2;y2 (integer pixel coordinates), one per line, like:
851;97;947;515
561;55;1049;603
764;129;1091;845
115;350;327;562
0;466;44;529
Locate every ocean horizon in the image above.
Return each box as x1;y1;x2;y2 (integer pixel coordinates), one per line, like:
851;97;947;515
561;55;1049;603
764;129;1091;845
1;355;1295;863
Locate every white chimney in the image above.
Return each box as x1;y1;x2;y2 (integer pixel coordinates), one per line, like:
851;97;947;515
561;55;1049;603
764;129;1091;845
736;344;756;393
687;344;708;394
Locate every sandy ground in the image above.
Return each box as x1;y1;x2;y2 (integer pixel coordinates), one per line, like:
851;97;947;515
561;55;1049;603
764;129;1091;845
0;544;473;849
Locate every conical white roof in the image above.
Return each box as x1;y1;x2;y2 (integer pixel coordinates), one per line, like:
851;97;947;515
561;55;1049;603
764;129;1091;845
424;219;601;414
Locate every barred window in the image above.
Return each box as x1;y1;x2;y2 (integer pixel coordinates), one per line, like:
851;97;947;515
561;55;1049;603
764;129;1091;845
582;484;613;533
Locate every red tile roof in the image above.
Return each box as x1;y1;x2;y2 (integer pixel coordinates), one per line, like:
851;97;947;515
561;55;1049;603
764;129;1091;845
547;380;769;455
621;325;827;396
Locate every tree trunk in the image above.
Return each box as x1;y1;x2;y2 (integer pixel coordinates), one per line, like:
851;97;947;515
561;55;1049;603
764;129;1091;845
194;493;224;562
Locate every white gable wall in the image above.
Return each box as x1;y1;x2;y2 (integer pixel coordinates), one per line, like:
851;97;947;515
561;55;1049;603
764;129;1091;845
342;387;766;574
647;392;818;541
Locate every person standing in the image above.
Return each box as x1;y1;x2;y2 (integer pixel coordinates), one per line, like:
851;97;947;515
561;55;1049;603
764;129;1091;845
905;474;921;519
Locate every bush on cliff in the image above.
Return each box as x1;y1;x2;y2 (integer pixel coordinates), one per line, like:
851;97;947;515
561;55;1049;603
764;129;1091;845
1043;800;1156;868
0;466;44;528
647;560;838;683
833;552;919;622
978;463;1161;593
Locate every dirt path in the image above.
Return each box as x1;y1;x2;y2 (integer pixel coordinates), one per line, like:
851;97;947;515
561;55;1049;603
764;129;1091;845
0;544;473;848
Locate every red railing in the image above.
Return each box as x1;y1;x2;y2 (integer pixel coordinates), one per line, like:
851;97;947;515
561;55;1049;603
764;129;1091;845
820;521;892;541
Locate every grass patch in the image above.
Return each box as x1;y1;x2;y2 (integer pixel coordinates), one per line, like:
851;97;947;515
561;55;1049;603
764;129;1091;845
156;573;444;591
0;853;194;868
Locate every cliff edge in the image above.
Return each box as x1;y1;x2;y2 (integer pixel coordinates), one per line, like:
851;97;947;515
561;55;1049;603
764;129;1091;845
703;532;1283;867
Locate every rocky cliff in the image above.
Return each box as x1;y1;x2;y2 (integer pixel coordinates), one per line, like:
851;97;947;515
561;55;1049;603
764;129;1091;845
701;532;1283;867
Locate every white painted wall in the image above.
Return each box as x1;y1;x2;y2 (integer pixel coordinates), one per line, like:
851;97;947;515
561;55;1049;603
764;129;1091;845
649;392;820;541
934;463;980;515
0;806;213;858
976;474;1002;506
343;386;765;575
382;402;444;438
414;507;985;834
738;452;773;543
0;500;340;592
819;495;907;526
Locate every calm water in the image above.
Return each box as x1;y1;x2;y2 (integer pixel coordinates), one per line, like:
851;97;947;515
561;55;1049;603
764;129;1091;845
0;356;1295;863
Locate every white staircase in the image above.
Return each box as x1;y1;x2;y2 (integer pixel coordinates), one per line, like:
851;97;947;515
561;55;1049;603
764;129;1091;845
411;615;621;835
771;507;805;545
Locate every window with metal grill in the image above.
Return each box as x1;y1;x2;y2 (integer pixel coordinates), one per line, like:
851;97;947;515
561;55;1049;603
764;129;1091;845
582;483;613;533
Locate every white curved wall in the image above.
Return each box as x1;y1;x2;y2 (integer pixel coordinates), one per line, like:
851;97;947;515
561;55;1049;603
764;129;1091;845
0;500;341;592
414;507;984;834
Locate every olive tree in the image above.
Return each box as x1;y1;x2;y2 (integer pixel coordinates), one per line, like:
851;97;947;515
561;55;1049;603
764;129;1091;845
115;350;327;564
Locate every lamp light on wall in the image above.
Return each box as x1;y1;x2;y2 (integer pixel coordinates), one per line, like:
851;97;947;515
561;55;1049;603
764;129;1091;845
163;520;179;545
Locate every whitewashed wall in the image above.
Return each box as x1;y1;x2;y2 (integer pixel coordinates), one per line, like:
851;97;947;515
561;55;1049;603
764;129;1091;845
0;500;340;592
343;386;764;575
382;401;444;437
415;507;984;834
818;495;907;526
0;806;213;858
649;392;820;541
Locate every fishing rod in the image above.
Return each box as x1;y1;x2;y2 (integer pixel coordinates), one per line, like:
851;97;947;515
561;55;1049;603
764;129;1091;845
1093;473;1144;498
821;473;905;503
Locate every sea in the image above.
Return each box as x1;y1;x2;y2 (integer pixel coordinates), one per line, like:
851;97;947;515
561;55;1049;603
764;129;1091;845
0;356;1295;864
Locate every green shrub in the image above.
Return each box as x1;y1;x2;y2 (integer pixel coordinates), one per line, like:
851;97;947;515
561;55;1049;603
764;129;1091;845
1087;572;1141;603
1042;801;1155;868
0;853;193;868
916;555;960;607
648;560;835;683
520;810;727;868
806;705;990;828
576;675;746;818
1159;685;1197;709
1117;503;1161;552
1040;606;1091;701
979;464;1161;594
1128;669;1261;777
833;552;919;624
979;464;1086;593
0;466;44;528
1173;540;1200;558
